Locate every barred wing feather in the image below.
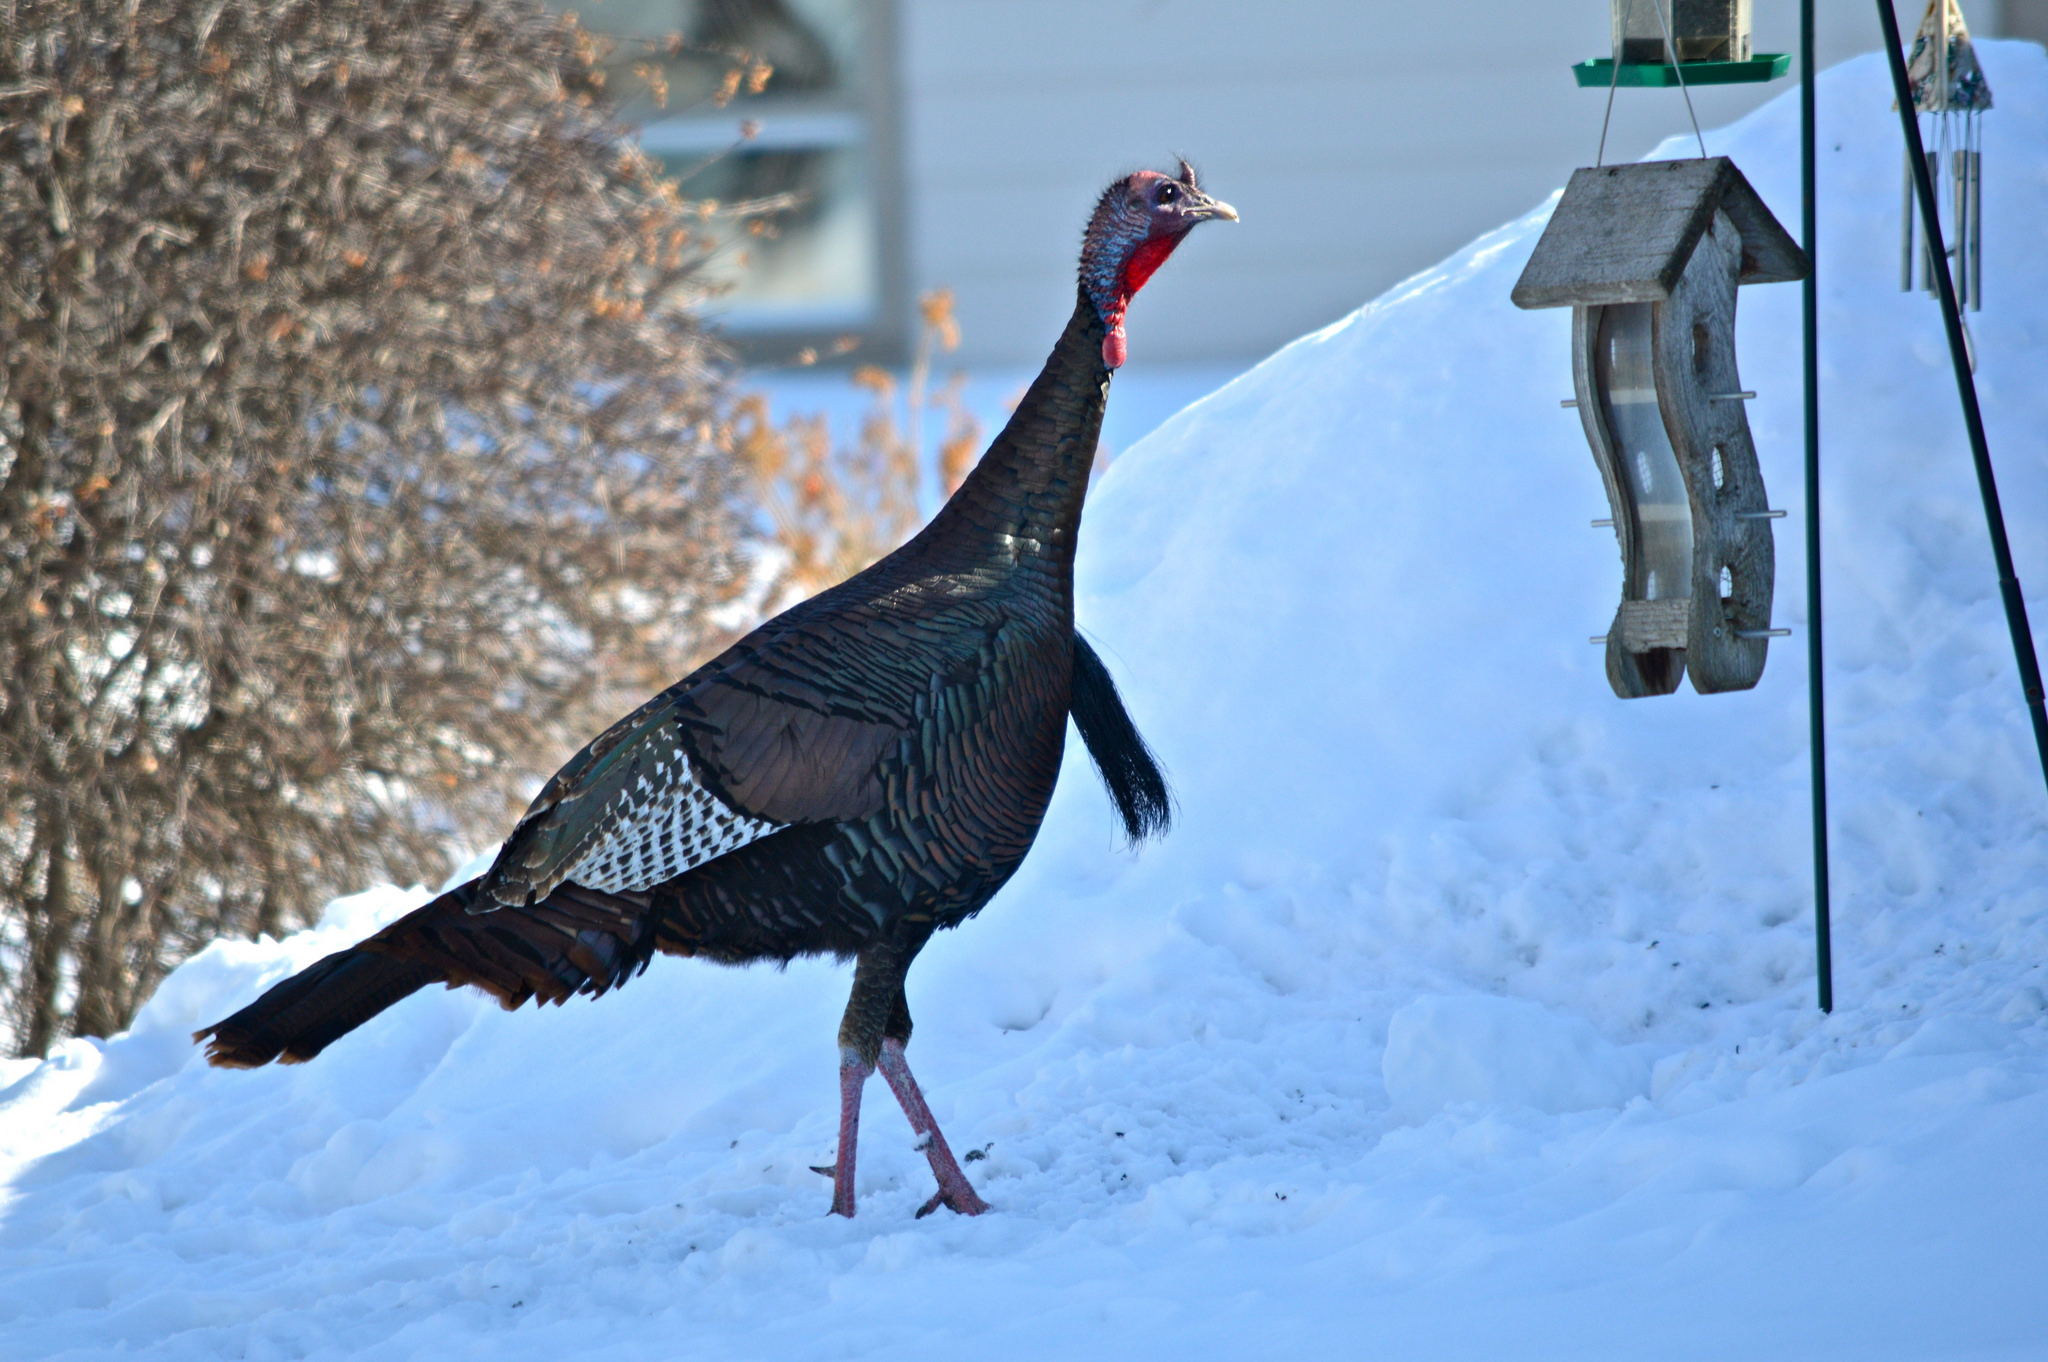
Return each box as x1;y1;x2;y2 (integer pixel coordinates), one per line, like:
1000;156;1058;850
475;698;778;908
478;646;909;910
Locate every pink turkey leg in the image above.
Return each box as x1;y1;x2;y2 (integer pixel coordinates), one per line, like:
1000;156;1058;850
829;1053;871;1217
877;1038;990;1217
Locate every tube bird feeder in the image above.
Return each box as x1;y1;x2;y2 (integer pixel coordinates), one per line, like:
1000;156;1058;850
1573;0;1790;86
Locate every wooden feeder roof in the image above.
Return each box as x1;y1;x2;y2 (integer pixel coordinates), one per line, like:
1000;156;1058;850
1511;156;1807;310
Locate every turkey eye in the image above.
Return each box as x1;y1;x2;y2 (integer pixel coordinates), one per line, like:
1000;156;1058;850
1157;183;1179;203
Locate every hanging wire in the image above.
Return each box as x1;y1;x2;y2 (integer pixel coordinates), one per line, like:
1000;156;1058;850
1648;0;1710;158
1597;0;1708;164
1596;0;1632;165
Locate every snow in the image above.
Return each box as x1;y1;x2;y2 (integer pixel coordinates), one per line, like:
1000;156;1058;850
1381;993;1651;1117
6;46;2048;1359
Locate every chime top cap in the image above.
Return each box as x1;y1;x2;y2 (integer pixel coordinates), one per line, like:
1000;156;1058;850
1511;156;1807;311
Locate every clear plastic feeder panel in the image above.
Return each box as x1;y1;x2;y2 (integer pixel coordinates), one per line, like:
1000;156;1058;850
1596;304;1692;603
1612;0;1750;65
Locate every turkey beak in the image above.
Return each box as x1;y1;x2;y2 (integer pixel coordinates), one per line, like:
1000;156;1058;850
1189;194;1239;224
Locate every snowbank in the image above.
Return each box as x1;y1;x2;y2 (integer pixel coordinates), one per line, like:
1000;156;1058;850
4;46;2047;1360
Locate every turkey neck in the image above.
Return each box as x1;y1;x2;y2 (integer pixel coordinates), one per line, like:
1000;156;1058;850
903;289;1108;594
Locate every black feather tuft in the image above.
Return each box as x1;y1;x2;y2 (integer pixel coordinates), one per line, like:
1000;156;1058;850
194;948;441;1068
1068;633;1173;843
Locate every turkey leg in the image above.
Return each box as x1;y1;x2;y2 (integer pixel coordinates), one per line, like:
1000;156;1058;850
828;942;988;1217
829;1049;871;1217
878;1037;990;1217
829;943;906;1218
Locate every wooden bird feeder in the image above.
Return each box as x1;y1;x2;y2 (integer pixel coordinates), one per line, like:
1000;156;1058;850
1512;156;1808;698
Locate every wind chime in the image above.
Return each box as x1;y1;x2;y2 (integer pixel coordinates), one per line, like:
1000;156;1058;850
1899;0;1991;310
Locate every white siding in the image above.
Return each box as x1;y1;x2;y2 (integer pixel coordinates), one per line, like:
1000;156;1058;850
899;0;2002;367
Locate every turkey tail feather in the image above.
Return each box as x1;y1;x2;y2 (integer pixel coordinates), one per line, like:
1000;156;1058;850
195;946;443;1068
194;874;664;1068
193;880;495;1068
1069;633;1172;843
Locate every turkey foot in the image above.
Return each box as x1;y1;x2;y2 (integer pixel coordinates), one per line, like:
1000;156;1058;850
878;1038;990;1217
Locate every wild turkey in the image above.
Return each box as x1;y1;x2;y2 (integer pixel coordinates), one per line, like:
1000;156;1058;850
195;161;1236;1219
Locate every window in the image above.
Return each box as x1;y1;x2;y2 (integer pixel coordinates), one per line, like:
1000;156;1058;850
579;0;901;349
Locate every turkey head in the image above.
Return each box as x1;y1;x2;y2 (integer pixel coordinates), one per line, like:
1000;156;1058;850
1081;158;1237;369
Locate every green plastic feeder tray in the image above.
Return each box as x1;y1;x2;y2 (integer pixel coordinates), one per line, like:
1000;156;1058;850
1572;53;1791;87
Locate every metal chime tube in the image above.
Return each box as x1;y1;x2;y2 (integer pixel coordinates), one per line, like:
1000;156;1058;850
1901;149;1917;291
1952;148;1969;307
1923;150;1941;294
1967;138;1983;310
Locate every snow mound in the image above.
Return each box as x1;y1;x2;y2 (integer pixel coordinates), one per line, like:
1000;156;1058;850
4;47;2048;1361
1382;994;1650;1117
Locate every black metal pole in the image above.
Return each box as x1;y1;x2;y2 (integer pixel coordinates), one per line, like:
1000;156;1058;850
1877;1;2048;800
1802;0;1831;1013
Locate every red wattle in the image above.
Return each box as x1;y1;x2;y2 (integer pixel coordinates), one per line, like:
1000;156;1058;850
1102;325;1127;369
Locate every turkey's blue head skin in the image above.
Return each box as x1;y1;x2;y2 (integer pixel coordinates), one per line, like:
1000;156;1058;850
1080;160;1237;370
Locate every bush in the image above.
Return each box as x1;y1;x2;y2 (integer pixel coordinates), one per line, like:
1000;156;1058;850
738;288;983;607
0;0;753;1053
